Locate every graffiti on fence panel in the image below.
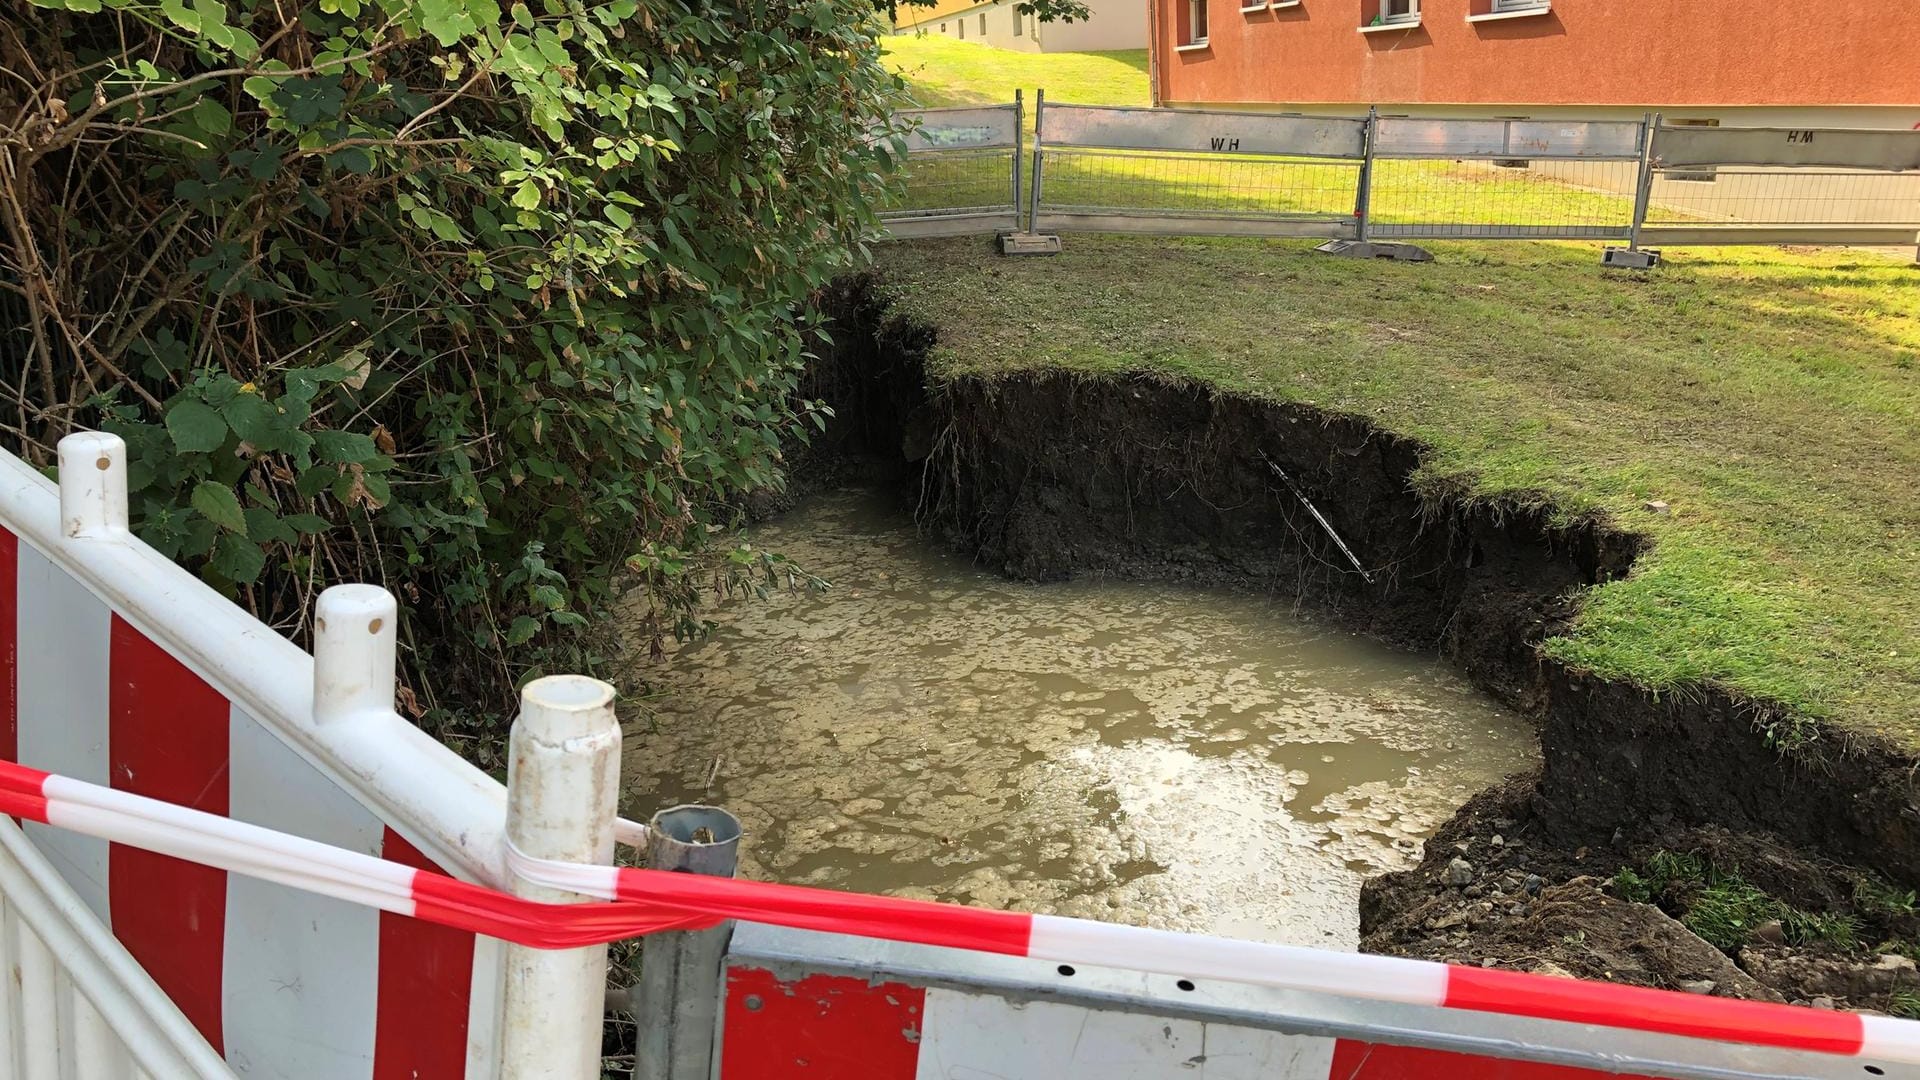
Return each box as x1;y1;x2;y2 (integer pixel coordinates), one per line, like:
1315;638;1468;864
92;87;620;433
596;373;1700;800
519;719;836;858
901;105;1020;152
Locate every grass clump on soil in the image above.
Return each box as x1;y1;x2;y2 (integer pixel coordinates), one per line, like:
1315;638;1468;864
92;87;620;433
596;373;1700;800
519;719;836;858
1613;849;1866;952
876;235;1920;750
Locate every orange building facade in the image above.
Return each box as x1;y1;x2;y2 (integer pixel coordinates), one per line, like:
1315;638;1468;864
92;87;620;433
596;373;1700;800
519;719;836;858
1152;0;1920;128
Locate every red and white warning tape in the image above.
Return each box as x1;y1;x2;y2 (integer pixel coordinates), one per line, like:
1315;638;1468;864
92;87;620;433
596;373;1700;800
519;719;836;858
3;758;1916;1065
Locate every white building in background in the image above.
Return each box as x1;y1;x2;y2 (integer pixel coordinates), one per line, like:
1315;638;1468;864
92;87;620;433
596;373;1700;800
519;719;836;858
895;0;1147;53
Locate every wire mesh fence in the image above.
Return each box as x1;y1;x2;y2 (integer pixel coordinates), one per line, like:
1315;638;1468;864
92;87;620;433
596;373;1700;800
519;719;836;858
1036;148;1360;220
1367;158;1641;239
888;147;1021;218
1644;168;1920;228
886;98;1920;252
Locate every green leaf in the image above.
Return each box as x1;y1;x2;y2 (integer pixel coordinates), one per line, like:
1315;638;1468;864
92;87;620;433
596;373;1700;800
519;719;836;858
505;615;540;646
158;0;200;33
210;532;267;584
512;181;542;210
283;513;332;535
242;507;296;544
165;400;228;453
222;392;288;448
418;0;473;46
313;430;379;464
190;481;248;535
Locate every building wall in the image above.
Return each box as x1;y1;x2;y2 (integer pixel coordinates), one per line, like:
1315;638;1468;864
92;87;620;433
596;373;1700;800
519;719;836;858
1153;0;1920;113
902;0;1147;52
1044;0;1150;51
906;1;1045;50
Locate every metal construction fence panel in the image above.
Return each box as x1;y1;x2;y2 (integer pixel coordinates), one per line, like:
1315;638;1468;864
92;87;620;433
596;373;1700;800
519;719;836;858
884;99;1024;238
1029;98;1366;238
1639;123;1920;247
1366;115;1647;241
887;95;1920;252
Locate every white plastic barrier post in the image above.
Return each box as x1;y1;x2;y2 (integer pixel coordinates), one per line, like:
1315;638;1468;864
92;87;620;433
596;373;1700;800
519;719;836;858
57;431;129;538
312;583;398;727
501;675;621;1080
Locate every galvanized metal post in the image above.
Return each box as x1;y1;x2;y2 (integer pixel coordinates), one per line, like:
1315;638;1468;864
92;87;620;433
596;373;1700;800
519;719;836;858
633;805;742;1080
1628;111;1659;251
502;676;621;1080
56;432;128;539
1028;89;1046;234
1355;107;1378;244
1011;89;1025;232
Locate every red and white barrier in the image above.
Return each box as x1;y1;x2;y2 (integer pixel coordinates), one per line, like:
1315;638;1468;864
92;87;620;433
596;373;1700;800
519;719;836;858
2;750;1915;1071
0;433;643;1078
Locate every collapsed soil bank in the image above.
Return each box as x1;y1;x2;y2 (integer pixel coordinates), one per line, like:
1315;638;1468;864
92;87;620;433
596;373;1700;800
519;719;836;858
805;273;1920;884
795;273;1920;1005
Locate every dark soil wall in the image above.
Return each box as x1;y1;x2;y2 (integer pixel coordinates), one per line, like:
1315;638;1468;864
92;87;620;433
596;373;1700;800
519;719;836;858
804;274;1920;887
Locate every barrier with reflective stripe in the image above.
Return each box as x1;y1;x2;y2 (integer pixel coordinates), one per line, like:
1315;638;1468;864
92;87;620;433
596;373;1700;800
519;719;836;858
3;722;1904;1076
0;433;650;1078
717;925;1901;1080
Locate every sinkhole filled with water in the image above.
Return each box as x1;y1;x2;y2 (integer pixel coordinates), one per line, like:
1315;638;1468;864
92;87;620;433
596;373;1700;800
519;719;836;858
622;489;1535;948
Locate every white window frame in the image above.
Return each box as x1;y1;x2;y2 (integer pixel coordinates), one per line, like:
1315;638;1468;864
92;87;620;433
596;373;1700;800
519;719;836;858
1180;0;1211;47
1490;0;1547;10
1380;0;1418;25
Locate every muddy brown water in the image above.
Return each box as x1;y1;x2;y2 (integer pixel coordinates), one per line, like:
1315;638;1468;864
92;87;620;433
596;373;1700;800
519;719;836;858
621;490;1536;948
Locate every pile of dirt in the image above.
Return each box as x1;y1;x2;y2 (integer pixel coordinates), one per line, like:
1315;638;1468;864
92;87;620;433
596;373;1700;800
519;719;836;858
1361;776;1920;1013
803;272;1920;1015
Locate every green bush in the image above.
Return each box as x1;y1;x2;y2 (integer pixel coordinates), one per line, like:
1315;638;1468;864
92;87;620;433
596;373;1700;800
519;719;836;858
1;0;907;752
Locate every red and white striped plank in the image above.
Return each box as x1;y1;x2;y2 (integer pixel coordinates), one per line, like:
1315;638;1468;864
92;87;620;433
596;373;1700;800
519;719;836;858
14;536;113;921
376;827;477;1080
110;614;231;1053
0;527;16;770
717;966;1665;1080
12;738;1920;1072
225;701;384;1078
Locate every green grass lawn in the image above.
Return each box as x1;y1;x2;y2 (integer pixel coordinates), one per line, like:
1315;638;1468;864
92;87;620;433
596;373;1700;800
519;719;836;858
882;34;1149;109
877;237;1920;748
870;36;1920;750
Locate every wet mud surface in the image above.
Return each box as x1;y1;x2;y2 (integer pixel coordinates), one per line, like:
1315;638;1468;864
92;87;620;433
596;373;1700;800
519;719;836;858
625;490;1534;947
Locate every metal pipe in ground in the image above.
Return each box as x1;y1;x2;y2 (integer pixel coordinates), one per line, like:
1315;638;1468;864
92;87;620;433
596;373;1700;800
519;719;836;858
501;676;622;1080
632;804;743;1080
